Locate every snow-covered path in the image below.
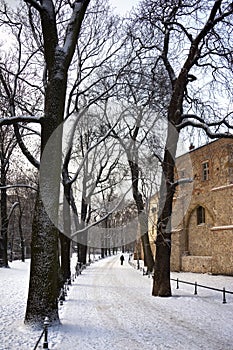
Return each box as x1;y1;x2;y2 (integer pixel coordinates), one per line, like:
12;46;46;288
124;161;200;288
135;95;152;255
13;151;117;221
1;255;233;350
51;255;233;350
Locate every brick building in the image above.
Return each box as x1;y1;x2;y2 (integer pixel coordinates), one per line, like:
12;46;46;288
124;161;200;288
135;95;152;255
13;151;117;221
150;138;233;275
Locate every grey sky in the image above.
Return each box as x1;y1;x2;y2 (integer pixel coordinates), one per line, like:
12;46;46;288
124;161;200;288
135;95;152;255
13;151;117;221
110;0;139;14
7;0;139;11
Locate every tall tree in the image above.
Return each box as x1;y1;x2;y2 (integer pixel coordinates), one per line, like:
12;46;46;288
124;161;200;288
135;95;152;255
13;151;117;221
39;0;126;282
24;0;91;325
0;0;91;324
0;0;126;324
131;0;233;296
107;102;162;272
0;126;17;267
61;111;124;262
104;43;168;271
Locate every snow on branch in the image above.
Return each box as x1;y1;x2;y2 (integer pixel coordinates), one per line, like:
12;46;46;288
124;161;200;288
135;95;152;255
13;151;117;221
177;113;233;138
7;202;19;220
170;178;193;189
179;113;233;129
63;0;90;67
24;0;43;12
0;184;38;192
177;119;233;138
0;115;43;127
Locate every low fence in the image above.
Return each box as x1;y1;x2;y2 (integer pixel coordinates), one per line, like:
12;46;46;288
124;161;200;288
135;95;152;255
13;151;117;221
33;261;92;349
58;262;89;306
128;260;233;304
171;277;233;304
32;317;50;350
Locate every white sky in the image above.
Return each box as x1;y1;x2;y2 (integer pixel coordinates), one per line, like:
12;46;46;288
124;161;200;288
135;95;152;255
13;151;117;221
7;0;139;12
110;0;139;14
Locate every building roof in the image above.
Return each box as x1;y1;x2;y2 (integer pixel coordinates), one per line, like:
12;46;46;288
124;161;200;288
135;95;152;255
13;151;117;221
176;137;233;160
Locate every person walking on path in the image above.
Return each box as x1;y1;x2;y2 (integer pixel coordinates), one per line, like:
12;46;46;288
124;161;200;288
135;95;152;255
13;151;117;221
120;255;125;265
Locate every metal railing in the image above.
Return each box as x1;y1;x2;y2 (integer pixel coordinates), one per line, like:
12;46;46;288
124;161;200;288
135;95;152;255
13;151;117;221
75;262;87;276
58;273;77;305
33;317;50;350
58;262;90;306
32;260;93;349
128;260;233;304
171;277;233;304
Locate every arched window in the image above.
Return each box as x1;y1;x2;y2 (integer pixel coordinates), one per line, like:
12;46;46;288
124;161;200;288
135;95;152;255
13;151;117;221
197;206;205;225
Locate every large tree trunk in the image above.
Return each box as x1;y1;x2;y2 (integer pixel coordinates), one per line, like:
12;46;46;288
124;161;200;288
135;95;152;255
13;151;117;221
152;168;175;296
152;100;181;296
25;57;67;326
25;195;59;324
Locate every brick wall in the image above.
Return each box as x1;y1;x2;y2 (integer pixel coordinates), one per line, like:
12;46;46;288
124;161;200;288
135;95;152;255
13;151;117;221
172;139;233;275
148;139;233;275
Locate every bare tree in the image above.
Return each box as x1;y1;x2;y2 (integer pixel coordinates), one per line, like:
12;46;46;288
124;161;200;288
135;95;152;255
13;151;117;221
0;0;41;267
0;125;18;267
0;0;128;324
0;0;91;325
101;39;168;271
104;99;162;272
61;110;125;264
7;177;37;263
131;0;233;296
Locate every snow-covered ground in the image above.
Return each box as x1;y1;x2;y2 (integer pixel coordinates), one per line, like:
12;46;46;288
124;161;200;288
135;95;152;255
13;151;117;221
0;254;233;350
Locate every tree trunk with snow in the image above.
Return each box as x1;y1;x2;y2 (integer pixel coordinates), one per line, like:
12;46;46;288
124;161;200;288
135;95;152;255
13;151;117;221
151;1;233;297
26;194;60;323
25;0;90;325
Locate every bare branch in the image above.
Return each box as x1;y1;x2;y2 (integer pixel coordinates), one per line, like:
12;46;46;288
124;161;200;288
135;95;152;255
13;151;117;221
19;124;41;137
7;202;19;220
71;183;133;236
0;184;38;191
69;116;121;186
177;119;233;138
24;0;42;12
63;0;91;68
171;178;193;190
180;113;233;128
0;115;43;126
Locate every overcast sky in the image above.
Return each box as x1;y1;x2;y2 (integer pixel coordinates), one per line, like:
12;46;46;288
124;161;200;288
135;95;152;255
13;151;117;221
8;0;139;12
109;0;139;14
